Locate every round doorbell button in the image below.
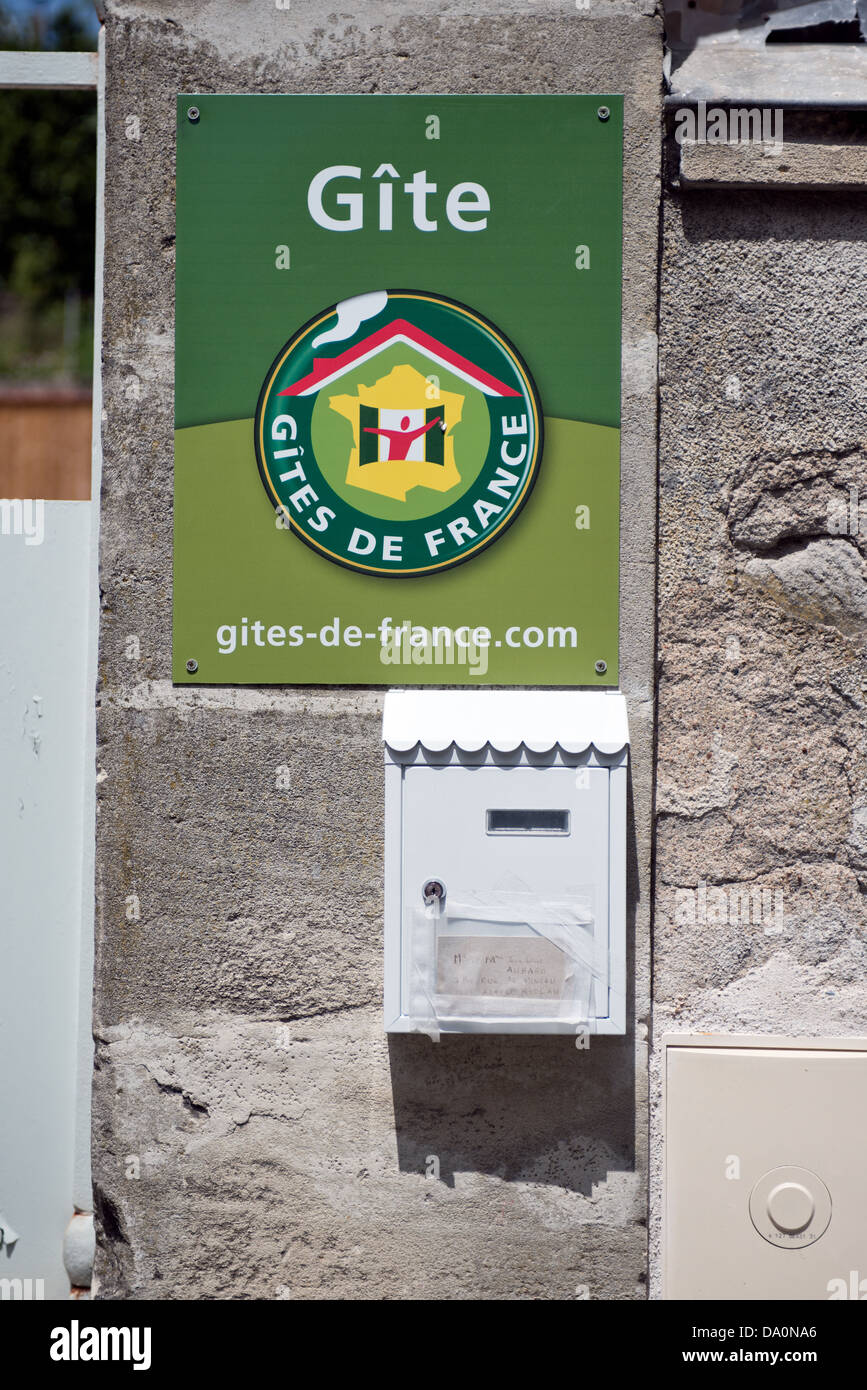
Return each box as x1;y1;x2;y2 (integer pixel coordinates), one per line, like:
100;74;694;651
749;1166;831;1249
767;1180;814;1233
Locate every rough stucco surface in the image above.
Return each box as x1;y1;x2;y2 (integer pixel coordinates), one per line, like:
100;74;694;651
651;181;867;1293
93;2;661;1298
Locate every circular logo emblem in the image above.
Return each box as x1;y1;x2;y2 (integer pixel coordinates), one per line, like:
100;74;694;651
255;289;542;576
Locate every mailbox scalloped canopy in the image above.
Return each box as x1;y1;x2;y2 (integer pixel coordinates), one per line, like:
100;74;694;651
382;690;630;755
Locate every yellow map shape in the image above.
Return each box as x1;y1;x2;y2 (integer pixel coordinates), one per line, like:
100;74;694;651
329;363;463;502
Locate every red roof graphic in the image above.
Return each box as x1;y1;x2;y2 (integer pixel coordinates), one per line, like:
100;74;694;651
278;318;522;399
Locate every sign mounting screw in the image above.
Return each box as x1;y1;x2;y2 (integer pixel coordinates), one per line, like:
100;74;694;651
186;658;198;673
187;106;200;124
597;106;610;122
595;659;607;674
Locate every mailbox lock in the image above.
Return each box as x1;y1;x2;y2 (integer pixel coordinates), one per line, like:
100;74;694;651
422;879;446;907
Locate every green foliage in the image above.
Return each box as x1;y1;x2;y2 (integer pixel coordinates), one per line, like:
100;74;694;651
0;87;96;305
0;3;97;380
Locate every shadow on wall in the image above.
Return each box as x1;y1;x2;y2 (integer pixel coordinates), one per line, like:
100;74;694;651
674;183;867;247
387;1033;636;1196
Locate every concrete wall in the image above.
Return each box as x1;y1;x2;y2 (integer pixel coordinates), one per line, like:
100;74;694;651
651;124;867;1292
93;2;661;1298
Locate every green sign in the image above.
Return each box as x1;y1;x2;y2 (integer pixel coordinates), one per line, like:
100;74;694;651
174;95;622;685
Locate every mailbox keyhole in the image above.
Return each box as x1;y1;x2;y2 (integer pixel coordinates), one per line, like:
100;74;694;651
422;879;446;906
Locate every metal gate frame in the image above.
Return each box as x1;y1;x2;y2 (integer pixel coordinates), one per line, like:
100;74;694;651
0;33;104;1299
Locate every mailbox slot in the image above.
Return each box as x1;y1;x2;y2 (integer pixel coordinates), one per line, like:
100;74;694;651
486;808;571;835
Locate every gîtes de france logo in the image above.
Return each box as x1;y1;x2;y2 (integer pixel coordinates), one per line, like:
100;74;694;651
254;289;542;576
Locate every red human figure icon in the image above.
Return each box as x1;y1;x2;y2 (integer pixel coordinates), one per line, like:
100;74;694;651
363;413;442;461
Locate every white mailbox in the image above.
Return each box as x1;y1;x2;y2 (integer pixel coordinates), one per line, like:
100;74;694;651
383;690;628;1036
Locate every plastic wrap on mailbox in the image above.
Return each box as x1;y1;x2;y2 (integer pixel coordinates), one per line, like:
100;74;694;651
408;874;601;1038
